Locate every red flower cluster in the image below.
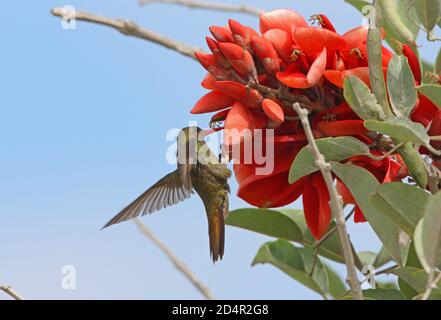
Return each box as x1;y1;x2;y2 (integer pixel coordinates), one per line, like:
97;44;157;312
191;9;440;240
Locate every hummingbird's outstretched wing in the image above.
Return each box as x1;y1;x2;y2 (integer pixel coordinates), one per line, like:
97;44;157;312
102;170;192;229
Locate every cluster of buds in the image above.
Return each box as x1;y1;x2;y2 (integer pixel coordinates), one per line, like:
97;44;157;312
191;9;440;240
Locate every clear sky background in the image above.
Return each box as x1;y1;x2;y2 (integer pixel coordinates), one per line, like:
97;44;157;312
0;0;438;300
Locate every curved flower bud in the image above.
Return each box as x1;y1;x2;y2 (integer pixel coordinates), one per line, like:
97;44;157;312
209;25;234;43
259;9;308;34
228;19;259;50
251;36;281;74
218;42;257;77
262;99;285;124
191;91;236;114
194;52;230;80
206;37;231;69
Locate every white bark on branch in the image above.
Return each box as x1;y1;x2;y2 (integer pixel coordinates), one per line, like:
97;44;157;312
51;7;201;60
134;219;214;300
0;285;23;300
140;0;263;16
293;103;363;301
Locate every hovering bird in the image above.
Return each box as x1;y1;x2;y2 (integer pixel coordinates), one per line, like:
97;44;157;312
103;127;231;262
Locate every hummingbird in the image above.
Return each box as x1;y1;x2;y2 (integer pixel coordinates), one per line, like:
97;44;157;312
103;127;231;262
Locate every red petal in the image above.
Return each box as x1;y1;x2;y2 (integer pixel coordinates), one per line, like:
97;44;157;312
276;47;327;88
336;179;356;204
224;102;252;145
343;26;369;49
262;99;285;124
317;120;367;137
260;9;308;34
191;91;236;114
316;14;336;33
201;73;217;90
354;206;367;223
402;45;422;84
263;29;293;63
307;47;327;85
214;81;262;108
303;173;331;240
237;171;307;208
293;27;346;53
324;67;373;88
429;110;441;150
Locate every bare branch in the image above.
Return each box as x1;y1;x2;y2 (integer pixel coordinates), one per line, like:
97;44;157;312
51;7;201;60
134;219;214;300
293;103;363;301
0;285;23;300
140;0;263;16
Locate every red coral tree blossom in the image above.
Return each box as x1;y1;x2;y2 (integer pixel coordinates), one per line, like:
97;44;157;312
191;9;439;240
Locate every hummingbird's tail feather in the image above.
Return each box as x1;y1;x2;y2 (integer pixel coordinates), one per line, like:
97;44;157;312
102;170;192;229
208;196;228;263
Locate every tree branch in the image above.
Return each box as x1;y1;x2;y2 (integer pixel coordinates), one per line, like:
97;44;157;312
0;285;23;300
422;271;441;300
293;103;363;300
134;219;214;300
51;7;201;60
139;0;263;16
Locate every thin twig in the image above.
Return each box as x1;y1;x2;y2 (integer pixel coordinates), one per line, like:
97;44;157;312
309;208;356;276
134;219;214;300
422;271;441;300
140;0;263;16
0;286;23;300
51;7;201;60
293;103;363;300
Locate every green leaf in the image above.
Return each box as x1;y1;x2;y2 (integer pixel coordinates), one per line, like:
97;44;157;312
288;137;370;184
373;246;393;268
416;84;441;109
342;288;406;300
226;209;304;242
422;60;436;84
399;243;424;299
252;240;329;297
378;0;419;45
387;55;418;118
364;118;431;147
324;265;348;298
359;251;377;266
415;0;441;32
344;76;386;120
331;162;406;265
227;208;348;265
414;191;441;273
393;267;428;293
345;0;370;12
369;183;430;236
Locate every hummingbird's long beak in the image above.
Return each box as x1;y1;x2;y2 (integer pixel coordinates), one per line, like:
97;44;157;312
199;128;219;138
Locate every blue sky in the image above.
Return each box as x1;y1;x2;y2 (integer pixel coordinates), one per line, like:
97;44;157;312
0;0;438;300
